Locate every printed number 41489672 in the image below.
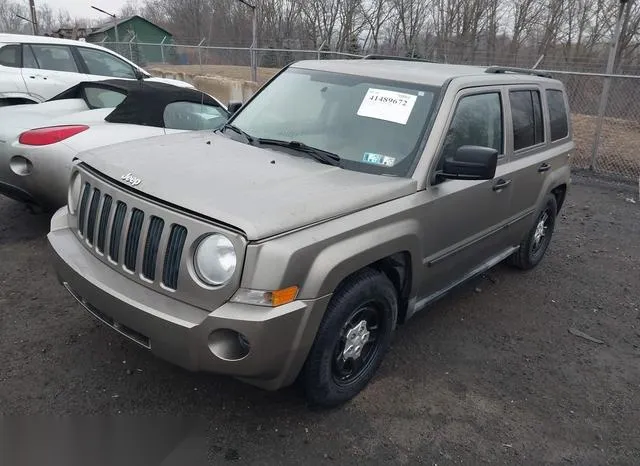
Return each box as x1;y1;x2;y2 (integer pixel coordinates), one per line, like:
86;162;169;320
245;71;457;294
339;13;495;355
369;95;408;106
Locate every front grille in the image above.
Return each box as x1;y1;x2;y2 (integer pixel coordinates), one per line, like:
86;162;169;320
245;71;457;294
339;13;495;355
142;217;164;281
109;201;127;262
124;209;144;271
77;183;91;236
96;195;112;253
163;225;187;290
86;188;101;245
77;182;188;290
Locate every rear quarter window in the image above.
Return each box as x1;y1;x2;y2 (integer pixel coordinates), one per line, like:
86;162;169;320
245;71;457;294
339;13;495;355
546;90;569;141
0;44;21;68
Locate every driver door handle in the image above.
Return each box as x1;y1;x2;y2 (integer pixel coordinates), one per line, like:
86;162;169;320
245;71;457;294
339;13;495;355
492;179;512;191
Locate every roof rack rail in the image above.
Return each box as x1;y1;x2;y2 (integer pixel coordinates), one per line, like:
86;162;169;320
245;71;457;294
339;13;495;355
361;54;432;63
485;66;553;79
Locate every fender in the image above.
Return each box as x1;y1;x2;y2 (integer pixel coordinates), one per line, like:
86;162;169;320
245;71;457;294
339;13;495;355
300;218;422;300
242;199;424;303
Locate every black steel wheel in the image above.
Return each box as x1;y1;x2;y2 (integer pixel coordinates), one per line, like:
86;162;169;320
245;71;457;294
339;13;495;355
302;268;398;407
510;193;557;270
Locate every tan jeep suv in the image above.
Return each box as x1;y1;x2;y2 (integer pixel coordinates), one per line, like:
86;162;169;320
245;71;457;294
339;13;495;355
48;58;573;406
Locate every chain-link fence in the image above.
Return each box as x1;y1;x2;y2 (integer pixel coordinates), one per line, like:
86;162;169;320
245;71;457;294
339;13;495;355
541;71;640;182
102;41;640;183
101;41;362;83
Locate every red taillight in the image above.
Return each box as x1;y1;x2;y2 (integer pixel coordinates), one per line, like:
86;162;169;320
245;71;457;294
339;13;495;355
18;125;90;146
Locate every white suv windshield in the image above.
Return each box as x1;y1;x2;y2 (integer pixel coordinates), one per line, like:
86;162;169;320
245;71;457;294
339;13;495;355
230;67;439;176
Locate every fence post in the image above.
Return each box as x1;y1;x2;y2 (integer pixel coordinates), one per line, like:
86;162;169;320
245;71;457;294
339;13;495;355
160;36;167;64
590;0;627;171
198;38;206;72
317;40;326;60
250;5;257;82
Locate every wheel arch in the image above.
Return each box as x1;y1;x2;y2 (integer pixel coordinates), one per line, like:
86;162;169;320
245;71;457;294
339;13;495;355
551;183;567;213
299;219;421;322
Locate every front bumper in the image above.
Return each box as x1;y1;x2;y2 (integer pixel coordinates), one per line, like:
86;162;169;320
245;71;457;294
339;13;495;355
48;215;330;390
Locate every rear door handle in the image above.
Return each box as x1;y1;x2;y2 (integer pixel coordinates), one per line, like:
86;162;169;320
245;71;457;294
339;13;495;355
538;163;551;173
493;179;512;191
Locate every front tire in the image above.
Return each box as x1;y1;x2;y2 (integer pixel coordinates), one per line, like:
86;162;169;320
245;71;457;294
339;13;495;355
302;268;398;407
509;193;557;270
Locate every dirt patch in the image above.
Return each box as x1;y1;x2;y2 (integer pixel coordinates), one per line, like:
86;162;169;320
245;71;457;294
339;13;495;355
572;114;640;179
149;64;279;85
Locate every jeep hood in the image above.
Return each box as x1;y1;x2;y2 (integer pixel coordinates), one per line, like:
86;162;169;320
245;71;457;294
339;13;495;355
77;131;417;240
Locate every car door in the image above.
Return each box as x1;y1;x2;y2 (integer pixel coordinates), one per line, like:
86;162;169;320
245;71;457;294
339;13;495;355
0;43;29;101
500;85;567;245
74;46;138;81
416;87;514;303
21;43;88;101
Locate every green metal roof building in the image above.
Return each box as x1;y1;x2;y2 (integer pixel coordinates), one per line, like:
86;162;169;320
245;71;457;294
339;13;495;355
87;15;174;65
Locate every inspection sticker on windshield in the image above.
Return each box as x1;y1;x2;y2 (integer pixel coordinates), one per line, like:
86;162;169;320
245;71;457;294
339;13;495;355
357;88;418;125
363;152;396;167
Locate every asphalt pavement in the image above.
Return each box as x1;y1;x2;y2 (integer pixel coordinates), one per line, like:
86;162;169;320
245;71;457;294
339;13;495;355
1;176;639;465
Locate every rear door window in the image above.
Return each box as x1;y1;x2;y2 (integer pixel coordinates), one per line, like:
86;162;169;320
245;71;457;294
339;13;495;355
546;90;569;141
29;44;78;73
23;45;39;68
510;90;544;151
76;47;136;79
0;44;21;68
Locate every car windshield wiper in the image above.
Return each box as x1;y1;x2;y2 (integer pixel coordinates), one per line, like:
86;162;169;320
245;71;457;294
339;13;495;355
257;138;341;167
219;122;255;144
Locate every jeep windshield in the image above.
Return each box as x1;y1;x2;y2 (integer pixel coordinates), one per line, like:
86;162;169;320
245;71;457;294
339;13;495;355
227;67;440;176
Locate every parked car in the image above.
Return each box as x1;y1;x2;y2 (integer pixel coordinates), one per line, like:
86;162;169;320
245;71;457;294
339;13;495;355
48;59;573;407
0;79;229;210
0;33;193;106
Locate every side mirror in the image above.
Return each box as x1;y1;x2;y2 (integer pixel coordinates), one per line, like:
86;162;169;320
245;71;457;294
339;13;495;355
133;68;146;81
227;101;243;114
440;145;498;181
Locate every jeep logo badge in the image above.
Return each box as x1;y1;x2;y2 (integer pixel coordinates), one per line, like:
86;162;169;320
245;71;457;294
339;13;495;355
121;173;142;187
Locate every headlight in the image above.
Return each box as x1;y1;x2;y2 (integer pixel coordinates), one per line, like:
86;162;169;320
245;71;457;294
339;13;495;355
194;234;237;285
68;171;82;214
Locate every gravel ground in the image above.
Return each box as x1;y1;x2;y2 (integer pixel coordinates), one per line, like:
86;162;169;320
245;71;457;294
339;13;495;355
1;177;639;465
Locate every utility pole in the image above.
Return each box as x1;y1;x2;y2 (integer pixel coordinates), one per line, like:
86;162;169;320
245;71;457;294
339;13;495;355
91;6;119;49
28;0;39;35
237;0;257;82
590;0;629;171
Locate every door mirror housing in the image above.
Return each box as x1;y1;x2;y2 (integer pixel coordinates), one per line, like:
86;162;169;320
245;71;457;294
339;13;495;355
227;101;243;114
439;145;498;181
133;68;146;81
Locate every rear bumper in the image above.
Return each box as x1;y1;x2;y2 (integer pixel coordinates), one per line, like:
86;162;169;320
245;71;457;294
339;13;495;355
48;213;330;390
0;142;72;209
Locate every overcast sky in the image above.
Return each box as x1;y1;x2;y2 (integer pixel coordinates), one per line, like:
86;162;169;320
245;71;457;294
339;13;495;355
41;0;130;19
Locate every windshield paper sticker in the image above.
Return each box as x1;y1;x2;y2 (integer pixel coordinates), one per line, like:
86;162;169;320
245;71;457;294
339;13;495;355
363;152;396;167
357;88;418;125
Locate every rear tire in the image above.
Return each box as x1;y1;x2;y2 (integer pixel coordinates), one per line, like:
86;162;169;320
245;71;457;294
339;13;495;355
509;193;557;270
302;268;398;407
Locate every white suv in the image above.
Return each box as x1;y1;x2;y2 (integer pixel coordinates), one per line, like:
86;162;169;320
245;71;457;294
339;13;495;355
0;33;192;106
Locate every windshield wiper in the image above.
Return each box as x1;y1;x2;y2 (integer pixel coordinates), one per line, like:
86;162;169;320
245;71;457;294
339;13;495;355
219;122;255;144
257;138;341;167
